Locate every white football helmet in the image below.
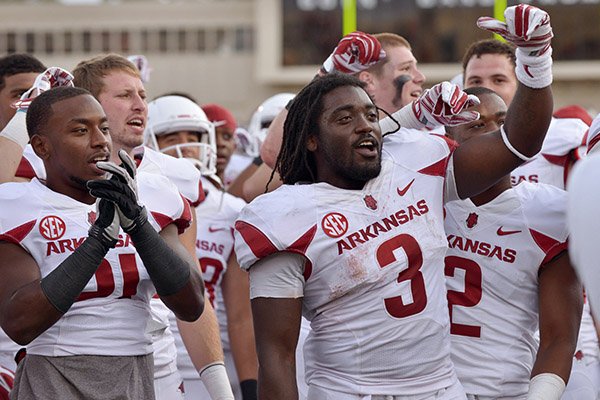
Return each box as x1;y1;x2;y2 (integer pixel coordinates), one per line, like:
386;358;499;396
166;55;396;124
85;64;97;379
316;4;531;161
245;92;295;157
145;95;217;176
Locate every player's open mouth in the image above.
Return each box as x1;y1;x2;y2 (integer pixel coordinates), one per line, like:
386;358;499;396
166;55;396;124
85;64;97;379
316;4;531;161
89;153;110;174
354;137;379;157
410;90;422;99
127;118;145;130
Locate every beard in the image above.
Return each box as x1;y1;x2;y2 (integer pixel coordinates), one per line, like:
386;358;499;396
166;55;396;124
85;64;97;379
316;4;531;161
322;142;382;186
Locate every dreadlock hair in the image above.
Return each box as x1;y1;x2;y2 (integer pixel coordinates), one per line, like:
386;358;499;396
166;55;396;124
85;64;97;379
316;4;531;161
274;73;366;185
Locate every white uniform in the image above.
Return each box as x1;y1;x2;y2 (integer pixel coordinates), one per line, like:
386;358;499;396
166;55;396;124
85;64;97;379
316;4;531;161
169;178;245;399
511;116;587;189
235;131;463;396
0;175;190;357
567;151;600;399
444;182;568;398
562;299;600;400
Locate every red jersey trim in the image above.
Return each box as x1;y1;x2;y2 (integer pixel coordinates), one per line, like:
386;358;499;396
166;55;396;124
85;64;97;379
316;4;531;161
588;132;600;153
287;224;317;281
235;221;316;280
15;157;36;180
235;220;278;259
529;228;568;265
418;135;458;177
189;180;205;207
151;195;191;235
0;220;36;244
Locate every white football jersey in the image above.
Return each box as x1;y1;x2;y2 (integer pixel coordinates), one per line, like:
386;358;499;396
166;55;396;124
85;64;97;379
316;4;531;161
171;178;246;380
444;182;568;397
235;131;460;395
16;145;46;181
511;116;587;189
0;174;191;357
136;146;204;206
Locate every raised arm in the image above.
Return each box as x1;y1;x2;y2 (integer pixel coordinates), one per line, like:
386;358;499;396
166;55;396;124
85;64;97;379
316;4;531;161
531;251;582;399
0;67;74;183
453;4;554;199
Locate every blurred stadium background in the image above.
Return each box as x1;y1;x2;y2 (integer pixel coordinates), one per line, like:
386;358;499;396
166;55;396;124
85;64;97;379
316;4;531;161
1;0;598;123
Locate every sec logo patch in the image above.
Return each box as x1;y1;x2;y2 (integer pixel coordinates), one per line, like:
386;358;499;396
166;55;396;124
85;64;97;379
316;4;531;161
39;215;66;240
321;212;348;238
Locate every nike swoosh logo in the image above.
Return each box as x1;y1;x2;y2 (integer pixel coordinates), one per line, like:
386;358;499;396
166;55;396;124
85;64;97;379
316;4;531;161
397;179;415;196
497;227;521;236
208;226;227;233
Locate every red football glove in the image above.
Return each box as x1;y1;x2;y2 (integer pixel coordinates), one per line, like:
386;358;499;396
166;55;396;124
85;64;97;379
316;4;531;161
12;67;74;111
321;31;386;75
477;4;553;88
412;82;480;127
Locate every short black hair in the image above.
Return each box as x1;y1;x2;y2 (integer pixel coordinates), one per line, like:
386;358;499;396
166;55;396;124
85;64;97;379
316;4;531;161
0;54;46;90
275;73;367;185
26;86;92;139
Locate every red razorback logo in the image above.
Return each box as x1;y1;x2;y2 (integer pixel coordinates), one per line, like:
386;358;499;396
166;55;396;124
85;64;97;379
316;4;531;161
39;215;66;240
364;195;378;210
321;212;349;238
466;212;478;229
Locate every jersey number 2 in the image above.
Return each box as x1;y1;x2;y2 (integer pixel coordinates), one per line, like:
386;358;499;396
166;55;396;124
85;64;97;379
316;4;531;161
444;255;482;337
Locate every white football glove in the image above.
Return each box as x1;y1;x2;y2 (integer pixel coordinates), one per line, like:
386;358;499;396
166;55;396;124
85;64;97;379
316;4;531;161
127;55;151;83
12;67;74;111
477;4;553;88
320;31;386;75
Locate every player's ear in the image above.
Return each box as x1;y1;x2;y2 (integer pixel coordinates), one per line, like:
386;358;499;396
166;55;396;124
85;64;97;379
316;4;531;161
359;71;374;91
306;135;317;152
30;134;51;160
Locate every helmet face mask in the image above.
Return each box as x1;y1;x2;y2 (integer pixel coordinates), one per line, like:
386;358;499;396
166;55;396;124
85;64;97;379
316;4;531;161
145;96;217;176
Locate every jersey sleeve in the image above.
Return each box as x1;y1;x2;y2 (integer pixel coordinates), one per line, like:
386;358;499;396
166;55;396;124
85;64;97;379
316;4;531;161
541;117;589;157
234;187;316;272
141;148;205;207
137;172;192;234
0;182;38;250
249;252;306;299
523;184;569;266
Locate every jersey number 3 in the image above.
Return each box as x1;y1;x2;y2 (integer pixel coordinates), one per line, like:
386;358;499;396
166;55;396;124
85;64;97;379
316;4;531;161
377;234;427;318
